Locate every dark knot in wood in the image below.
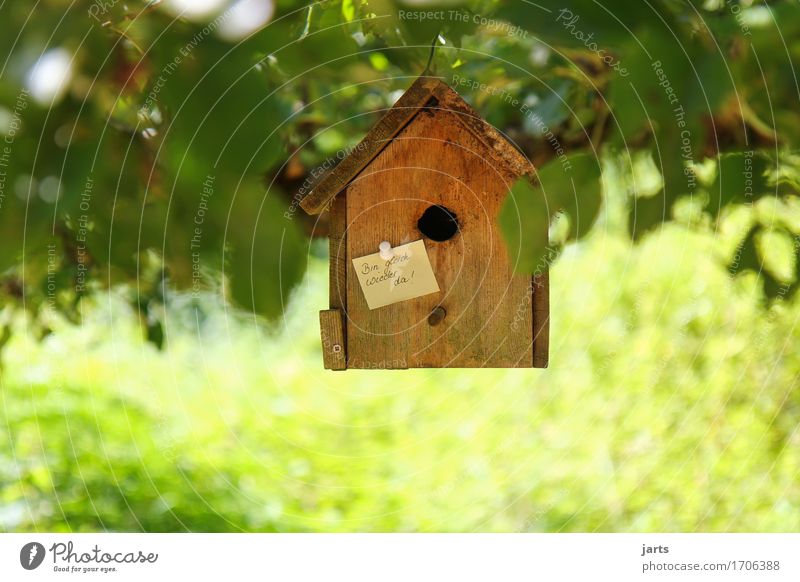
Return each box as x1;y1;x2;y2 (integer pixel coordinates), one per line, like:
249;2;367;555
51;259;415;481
427;306;446;327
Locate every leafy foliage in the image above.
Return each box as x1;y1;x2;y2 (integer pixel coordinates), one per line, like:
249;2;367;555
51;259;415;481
491;0;800;294
499;153;602;271
3;0;799;535
0;0;799;334
3;185;799;531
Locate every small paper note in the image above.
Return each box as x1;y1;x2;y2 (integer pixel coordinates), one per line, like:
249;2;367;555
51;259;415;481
352;239;440;310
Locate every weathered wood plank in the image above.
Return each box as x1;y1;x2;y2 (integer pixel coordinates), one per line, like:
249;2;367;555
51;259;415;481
300;76;443;215
430;82;532;178
305;75;549;369
346;107;533;368
532;271;550;368
328;194;347;311
319;308;347;370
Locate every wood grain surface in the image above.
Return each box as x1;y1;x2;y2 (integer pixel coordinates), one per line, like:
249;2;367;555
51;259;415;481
344;106;536;368
319;308;347;370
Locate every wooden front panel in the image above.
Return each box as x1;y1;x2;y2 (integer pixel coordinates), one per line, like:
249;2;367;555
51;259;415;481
345;107;534;368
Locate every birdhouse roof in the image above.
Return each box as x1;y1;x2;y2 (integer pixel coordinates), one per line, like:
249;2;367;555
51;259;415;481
299;75;532;215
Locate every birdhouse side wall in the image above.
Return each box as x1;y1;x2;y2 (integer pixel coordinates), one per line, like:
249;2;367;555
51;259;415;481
343;106;537;368
319;194;348;371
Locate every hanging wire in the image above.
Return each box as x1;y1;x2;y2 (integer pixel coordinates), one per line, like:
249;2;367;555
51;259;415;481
423;30;442;75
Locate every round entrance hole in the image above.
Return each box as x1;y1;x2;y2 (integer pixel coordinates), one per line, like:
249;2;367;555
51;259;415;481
417;204;459;242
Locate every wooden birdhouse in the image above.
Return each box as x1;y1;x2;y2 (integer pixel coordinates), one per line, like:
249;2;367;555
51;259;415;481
300;76;549;370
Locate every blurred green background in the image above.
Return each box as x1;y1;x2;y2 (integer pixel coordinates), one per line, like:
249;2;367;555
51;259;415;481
1;0;800;532
3;173;798;532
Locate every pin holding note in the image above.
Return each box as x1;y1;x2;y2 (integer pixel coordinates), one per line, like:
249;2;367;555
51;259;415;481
352;239;440;310
379;241;393;260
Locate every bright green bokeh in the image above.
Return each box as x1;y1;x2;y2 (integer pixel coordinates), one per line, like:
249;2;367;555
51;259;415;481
3;176;798;532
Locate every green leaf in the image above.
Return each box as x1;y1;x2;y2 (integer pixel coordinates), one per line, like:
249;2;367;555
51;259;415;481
527;80;573;135
728;226;760;276
226;186;307;319
705;152;772;214
498;177;551;273
494;0;680;50
499;153;602;272
556;153;604;240
627;138;698;240
727;225;790;300
628;191;668;241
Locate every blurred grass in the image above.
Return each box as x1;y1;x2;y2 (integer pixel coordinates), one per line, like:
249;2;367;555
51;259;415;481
1;184;799;532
